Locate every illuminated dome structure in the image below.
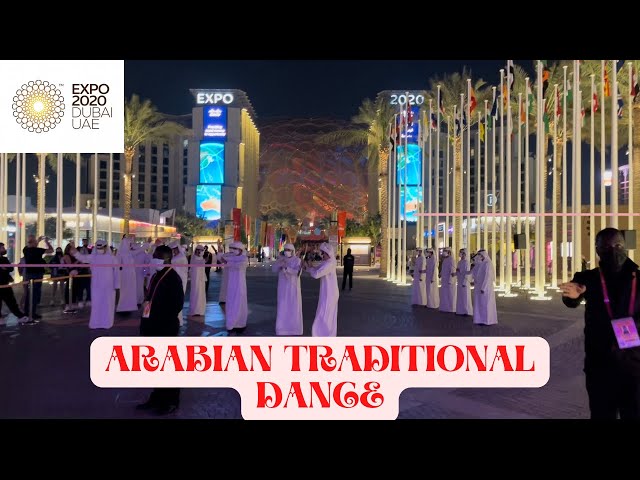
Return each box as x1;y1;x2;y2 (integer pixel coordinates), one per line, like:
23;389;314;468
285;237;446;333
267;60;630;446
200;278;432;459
258;118;368;223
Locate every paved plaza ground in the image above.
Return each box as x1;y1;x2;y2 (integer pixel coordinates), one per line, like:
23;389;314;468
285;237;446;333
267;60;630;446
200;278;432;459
0;262;588;420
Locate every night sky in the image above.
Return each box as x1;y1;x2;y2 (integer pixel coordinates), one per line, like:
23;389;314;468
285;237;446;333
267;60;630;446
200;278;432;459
124;60;532;120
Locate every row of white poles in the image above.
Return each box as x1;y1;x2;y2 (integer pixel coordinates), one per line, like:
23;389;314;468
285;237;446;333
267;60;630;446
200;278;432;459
385;60;635;290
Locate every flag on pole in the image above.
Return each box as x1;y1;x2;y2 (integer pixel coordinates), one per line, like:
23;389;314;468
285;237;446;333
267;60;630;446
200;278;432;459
462;111;467;128
581;107;585;127
520;96;526;124
543;111;550;134
604;68;611;97
542;61;550;98
407;98;414;127
593;92;599;112
507;60;515;91
617;86;624;118
455;114;461;136
632;65;639;99
439;95;445;115
430;112;437;130
566;78;573;102
527;82;534;114
469;87;477;114
556;88;562;117
479;121;486;143
490;89;498;119
389;117;395;146
502;84;508;107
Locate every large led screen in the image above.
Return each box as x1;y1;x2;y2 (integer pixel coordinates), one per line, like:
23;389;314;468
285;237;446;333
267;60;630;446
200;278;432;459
396;143;422;186
200;142;225;184
400;185;423;223
203;106;227;138
196;184;221;221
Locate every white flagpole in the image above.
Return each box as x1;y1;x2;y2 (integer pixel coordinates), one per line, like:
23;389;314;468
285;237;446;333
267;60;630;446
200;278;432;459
629;62;635;261
460;93;465;252
536;61;544;296
477;110;481;252
552;85;558;288
21;153;26;248
14;153;21;266
573;60;583;274
93;153;98;243
428;99;433;248
483;100;489;253
611;61;619;228
505;68;513;295
75;152;81;244
402;92;409;285
499;69;505;289
590;74;596;267
466;80;472;254
108;152;114;247
445;114;450;251
517;93;523;286
600;60;607;230
452;106;457;254
524;80;531;290
436;85;441;250
56;153;63;247
491;90;497;281
562;67;568;284
417;112;423;249
2;153;6;245
386;118;392;280
391;114;397;282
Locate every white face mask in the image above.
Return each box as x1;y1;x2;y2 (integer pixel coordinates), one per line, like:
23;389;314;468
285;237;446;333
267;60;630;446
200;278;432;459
150;258;165;271
284;251;293;258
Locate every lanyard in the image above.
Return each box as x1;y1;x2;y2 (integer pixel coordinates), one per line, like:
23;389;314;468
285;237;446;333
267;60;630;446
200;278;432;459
599;269;637;320
147;267;172;305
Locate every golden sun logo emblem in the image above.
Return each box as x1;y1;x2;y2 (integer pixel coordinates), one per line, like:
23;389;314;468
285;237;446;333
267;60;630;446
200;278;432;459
12;80;65;133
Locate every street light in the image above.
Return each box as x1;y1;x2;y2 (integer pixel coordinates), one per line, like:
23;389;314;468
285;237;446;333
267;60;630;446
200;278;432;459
603;170;612;187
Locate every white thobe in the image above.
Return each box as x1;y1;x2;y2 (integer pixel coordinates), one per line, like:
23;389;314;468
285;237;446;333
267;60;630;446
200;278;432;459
411;255;427;306
189;254;207;316
74;251;120;329
272;255;303;335
471;261;498;325
425;256;440;309
223;253;248;330
131;245;150;305
439;256;457;313
307;257;339;337
116;240;139;312
455;259;473;316
172;252;189;325
217;252;229;303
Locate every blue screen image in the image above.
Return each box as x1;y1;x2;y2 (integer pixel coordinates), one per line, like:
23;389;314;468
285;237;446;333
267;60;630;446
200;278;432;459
196;184;222;221
200;142;225;184
396;144;422;186
400;186;423;222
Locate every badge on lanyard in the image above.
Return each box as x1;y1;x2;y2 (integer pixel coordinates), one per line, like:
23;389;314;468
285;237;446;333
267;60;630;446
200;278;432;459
142;301;151;319
601;270;640;350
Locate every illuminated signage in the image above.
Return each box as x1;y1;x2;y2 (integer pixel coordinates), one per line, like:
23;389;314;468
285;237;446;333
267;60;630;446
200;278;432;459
195;92;234;105
196;184;222;221
200;142;225;184
203;106;227;138
400;186;423;223
397;144;422;186
389;93;425;106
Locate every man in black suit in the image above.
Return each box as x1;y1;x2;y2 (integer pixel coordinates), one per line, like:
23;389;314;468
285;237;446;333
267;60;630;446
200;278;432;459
560;228;640;419
136;245;185;415
342;248;355;291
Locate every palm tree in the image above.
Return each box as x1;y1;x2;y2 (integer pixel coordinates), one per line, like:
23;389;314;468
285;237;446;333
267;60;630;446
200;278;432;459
315;97;395;276
124;94;187;234
425;68;490;253
266;211;299;244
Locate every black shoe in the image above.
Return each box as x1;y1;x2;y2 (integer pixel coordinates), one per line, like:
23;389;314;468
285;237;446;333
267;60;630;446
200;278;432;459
153;404;178;415
136;400;156;411
32;313;42;320
235;327;246;335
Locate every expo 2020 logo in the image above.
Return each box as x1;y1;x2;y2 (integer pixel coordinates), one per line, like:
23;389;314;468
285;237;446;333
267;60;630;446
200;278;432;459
12;80;65;133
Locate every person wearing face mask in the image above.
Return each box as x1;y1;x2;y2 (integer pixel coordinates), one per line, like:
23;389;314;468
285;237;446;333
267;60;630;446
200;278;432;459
411;249;427;307
116;235;139;314
470;249;497;326
188;245;207;317
69;239;121;330
219;241;249;334
137;245;185;415
560;228;640;419
455;249;473;317
48;246;65;306
217;244;229;304
169;240;188;326
425;248;440;309
439;247;456;313
303;242;339;337
272;243;303;335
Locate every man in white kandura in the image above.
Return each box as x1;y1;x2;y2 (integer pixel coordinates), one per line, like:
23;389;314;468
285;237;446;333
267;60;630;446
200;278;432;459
188;244;207;317
217;246;230;305
455;248;473;316
70;240;120;329
304;242;339;337
439;247;456;313
425;248;440;309
411;249;427;306
131;241;151;306
116;235;139;313
169;240;188;326
219;241;249;334
471;249;498;326
272;243;303;335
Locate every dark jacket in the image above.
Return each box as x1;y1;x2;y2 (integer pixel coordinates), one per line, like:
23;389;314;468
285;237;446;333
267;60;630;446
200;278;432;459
343;254;355;272
563;258;640;377
140;267;184;337
0;256;14;285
